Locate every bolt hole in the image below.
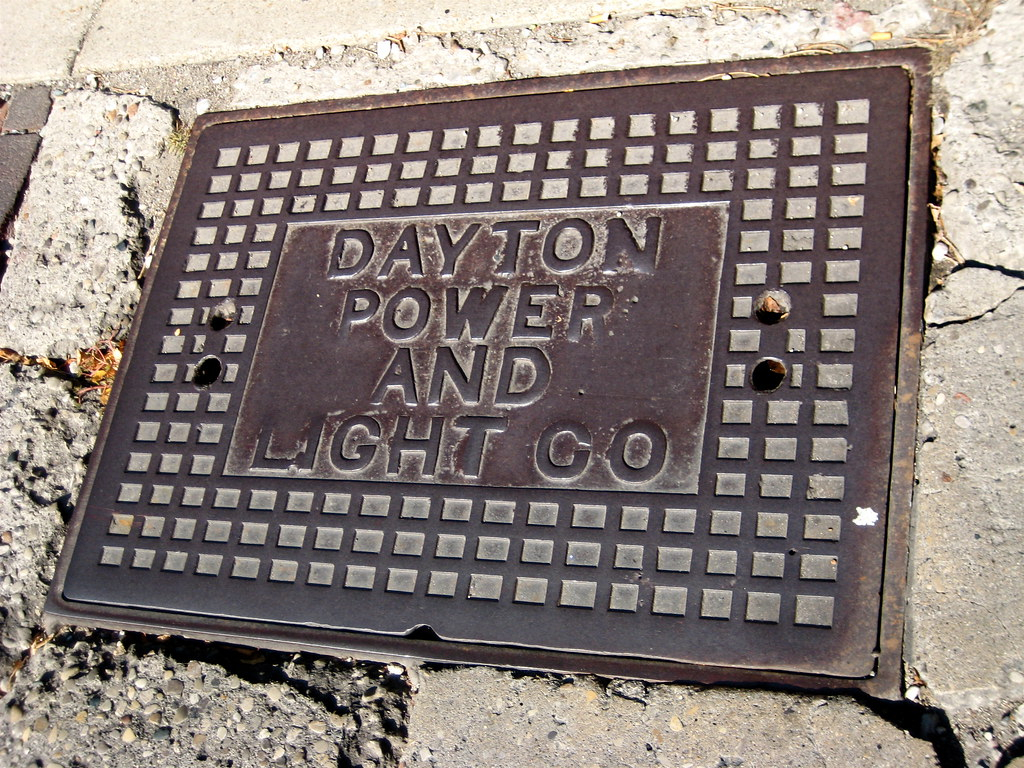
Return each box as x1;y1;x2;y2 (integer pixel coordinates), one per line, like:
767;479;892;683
209;299;237;331
754;290;791;324
192;356;223;388
751;358;787;392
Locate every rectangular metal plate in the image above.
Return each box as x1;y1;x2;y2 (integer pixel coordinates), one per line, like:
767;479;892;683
230;202;726;494
48;51;930;693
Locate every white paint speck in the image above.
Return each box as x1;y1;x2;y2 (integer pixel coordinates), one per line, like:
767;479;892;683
853;507;878;526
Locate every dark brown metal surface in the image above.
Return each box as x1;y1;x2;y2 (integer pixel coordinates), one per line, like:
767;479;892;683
47;50;931;694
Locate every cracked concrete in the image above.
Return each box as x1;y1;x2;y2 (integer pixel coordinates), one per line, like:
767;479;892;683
1;1;1022;766
924;266;1024;326
910;290;1024;764
906;3;1024;765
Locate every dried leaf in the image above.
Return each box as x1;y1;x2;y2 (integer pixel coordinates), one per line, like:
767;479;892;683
33;356;64;373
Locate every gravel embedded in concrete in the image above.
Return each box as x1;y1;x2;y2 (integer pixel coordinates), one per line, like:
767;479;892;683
911;290;1024;764
0;91;172;358
401;666;940;768
1;630;410;767
0;367;99;669
937;0;1024;274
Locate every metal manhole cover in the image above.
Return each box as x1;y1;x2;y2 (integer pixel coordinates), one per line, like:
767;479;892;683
48;50;930;693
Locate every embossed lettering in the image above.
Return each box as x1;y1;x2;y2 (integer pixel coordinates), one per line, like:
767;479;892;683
237;202;724;491
339;289;381;335
609;420;668;481
428;345;487;405
250;425;319;471
604;216;662;274
452;415;508;477
511;284;557;340
495;347;551;406
542;218;595;273
491;220;540;274
381;288;430;341
436;222;481;275
330;228;374;276
387;415;444;476
536;421;592;480
444;286;508;340
329;415;381;471
567;286;614;341
377;224;424;277
370;347;418;405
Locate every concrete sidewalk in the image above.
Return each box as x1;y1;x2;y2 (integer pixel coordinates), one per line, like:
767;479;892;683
2;1;1023;767
2;0;704;83
0;0;946;83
